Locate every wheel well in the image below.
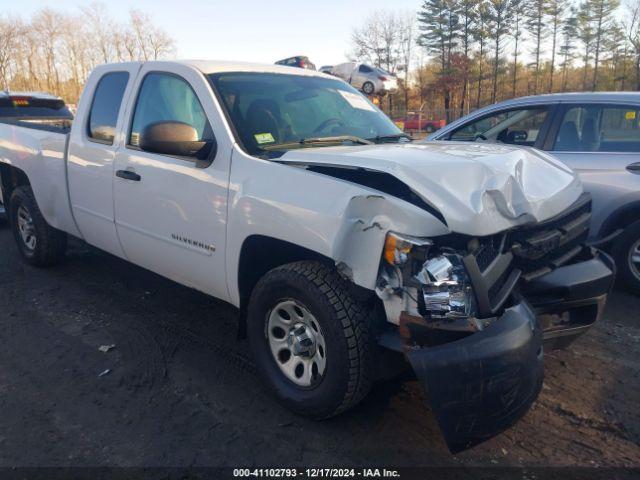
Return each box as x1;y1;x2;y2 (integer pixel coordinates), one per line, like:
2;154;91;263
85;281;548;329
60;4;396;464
238;235;333;307
236;235;381;340
236;235;336;338
0;164;30;205
598;202;640;243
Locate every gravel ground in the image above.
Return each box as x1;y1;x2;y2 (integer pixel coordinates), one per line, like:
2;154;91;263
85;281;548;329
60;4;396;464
0;220;639;469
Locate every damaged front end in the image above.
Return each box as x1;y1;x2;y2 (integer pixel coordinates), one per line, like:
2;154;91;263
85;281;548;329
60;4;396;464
375;193;615;453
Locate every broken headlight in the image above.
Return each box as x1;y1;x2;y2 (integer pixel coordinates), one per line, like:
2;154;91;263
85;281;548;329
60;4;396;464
383;232;432;266
416;254;476;319
380;232;476;321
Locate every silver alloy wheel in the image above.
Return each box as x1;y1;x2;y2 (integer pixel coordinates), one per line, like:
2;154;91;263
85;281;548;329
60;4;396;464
267;299;327;387
629;239;640;281
17;205;36;250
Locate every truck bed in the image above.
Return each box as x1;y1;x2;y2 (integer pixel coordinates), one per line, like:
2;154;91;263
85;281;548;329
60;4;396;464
0;122;79;237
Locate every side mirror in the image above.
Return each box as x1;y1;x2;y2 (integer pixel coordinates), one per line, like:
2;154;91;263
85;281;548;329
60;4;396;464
139;121;216;164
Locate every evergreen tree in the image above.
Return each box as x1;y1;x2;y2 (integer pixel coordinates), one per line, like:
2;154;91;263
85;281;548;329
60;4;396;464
418;0;461;120
559;8;578;91
511;0;525;96
487;0;513;103
547;0;565;92
588;0;620;90
526;0;549;94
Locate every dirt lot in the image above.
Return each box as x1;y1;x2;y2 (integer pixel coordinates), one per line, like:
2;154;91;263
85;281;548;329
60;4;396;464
0;220;639;469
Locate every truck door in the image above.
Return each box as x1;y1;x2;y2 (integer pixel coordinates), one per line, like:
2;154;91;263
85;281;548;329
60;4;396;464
67;64;140;257
113;63;232;301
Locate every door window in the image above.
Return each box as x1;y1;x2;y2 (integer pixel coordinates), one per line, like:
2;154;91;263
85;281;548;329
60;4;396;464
358;65;373;73
448;107;549;146
129;73;212;150
553;105;640;152
87;71;129;144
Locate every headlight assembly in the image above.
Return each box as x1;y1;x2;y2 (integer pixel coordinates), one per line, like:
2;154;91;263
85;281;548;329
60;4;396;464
383;232;431;266
417;254;476;319
380;232;477;321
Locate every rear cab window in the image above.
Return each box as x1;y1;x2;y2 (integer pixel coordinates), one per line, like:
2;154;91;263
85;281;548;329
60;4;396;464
87;71;130;144
0;94;73;132
553;105;640;152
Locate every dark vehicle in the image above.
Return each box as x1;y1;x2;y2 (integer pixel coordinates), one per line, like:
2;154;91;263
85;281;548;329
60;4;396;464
0;91;73;217
274;56;316;70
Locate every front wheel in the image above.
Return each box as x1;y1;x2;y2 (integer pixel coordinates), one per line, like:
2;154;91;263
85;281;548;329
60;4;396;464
247;261;375;419
612;219;640;295
9;186;67;267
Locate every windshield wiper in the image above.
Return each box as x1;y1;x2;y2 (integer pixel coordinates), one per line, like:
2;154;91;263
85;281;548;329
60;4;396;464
368;133;413;143
261;135;373;150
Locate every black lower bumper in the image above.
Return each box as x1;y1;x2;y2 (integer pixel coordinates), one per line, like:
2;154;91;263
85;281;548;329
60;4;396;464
401;248;615;453
525;248;616;350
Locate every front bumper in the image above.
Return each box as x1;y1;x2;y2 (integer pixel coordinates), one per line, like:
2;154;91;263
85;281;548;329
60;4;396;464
398;248;615;453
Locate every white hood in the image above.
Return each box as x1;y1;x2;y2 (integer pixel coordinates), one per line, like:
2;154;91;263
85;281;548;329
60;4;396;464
277;141;583;237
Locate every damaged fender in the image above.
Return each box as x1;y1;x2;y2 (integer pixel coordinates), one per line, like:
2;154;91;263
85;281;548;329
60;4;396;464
331;194;448;289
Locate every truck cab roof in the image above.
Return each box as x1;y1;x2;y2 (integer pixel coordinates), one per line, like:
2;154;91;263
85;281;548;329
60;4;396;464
94;59;333;78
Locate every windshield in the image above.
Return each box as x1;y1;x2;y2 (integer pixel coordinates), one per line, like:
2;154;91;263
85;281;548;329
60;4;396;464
208;72;402;156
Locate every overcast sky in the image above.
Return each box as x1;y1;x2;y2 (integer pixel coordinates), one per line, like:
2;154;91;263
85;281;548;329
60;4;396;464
4;0;421;67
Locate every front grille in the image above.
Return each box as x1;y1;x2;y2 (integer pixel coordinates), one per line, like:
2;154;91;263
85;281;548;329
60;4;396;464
509;193;591;280
464;193;592;317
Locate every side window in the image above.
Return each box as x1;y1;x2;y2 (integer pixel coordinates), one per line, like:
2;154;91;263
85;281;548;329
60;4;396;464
449;107;549;146
129;73;213;151
359;65;373;73
87;72;129;144
553;105;640;152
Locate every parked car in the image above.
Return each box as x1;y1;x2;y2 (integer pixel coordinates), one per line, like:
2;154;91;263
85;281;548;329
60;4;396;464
0;91;73;220
330;62;398;95
396;113;446;132
319;65;333;74
275;56;316;70
428;92;640;293
0;61;614;452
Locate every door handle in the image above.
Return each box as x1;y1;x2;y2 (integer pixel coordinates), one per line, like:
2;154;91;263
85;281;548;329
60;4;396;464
116;169;141;181
627;162;640;172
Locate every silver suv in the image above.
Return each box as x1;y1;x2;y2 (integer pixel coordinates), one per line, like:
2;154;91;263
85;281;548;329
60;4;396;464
429;93;640;293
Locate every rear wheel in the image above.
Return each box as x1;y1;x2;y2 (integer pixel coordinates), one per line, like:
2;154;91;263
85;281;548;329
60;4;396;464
9;186;67;267
247;261;375;419
612;219;640;295
362;81;375;95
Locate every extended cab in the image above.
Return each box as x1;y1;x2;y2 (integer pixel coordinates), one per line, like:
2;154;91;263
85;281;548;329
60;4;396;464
0;61;615;452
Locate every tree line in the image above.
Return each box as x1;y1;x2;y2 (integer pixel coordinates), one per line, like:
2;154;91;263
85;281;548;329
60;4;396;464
0;2;175;103
350;0;640;121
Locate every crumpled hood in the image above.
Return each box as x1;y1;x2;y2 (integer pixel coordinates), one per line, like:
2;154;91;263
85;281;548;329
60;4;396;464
277;141;583;237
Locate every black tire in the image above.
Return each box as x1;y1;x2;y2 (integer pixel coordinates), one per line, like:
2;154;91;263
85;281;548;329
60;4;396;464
612;219;640;295
247;261;375;419
0;202;6;227
9;185;67;267
362;81;375;95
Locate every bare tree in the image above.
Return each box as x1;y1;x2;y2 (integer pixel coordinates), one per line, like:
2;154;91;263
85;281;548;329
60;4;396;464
625;0;640;89
0;16;21;90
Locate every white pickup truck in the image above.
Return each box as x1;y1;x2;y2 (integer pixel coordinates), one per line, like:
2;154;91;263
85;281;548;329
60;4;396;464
0;60;615;452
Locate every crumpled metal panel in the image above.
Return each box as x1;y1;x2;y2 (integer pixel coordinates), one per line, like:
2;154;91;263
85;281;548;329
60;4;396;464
278;142;583;237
